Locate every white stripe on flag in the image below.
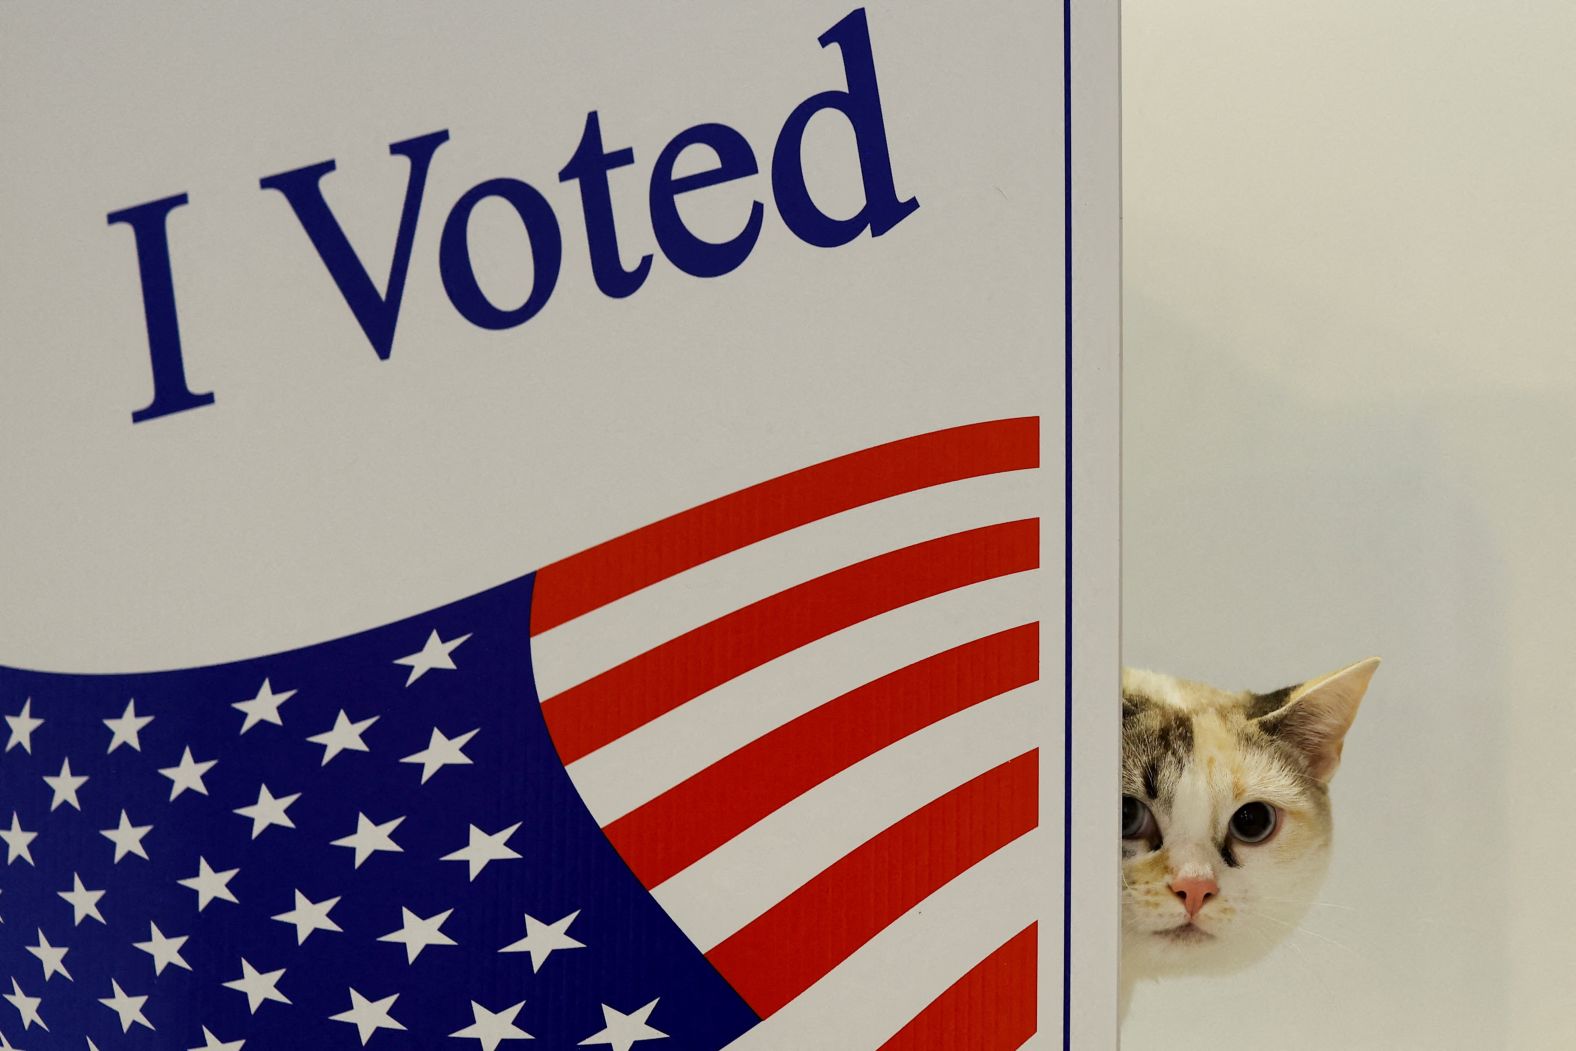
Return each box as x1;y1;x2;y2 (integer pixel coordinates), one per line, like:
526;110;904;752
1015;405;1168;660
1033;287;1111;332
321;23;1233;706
565;570;1040;826
652;683;1038;952
530;468;1037;699
721;829;1042;1051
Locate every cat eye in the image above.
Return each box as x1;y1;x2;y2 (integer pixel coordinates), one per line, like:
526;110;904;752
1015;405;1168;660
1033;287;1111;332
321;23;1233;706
1228;802;1279;844
1122;795;1158;844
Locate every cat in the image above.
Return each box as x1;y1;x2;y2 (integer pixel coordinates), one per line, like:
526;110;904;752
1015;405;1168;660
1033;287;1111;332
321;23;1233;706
1119;657;1380;1022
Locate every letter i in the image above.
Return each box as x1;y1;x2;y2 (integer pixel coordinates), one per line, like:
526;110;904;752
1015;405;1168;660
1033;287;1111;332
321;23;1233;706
107;193;216;423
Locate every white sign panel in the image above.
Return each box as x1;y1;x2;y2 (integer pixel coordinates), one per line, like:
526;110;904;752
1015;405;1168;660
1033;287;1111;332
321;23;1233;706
0;4;1119;1048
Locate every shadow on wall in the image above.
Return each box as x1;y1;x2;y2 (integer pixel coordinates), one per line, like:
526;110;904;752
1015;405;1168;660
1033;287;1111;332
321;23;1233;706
1119;285;1510;1050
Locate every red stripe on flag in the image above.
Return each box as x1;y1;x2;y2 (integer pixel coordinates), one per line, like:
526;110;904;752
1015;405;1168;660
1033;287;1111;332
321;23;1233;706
530;418;1040;635
705;751;1039;1019
541;520;1039;765
877;924;1038;1051
606;624;1039;888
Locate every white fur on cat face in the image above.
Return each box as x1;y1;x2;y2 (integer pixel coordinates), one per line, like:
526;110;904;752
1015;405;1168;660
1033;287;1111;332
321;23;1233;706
1119;659;1378;1009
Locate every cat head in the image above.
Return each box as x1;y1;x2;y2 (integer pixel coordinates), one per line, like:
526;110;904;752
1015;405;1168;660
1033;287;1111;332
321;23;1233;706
1120;657;1379;981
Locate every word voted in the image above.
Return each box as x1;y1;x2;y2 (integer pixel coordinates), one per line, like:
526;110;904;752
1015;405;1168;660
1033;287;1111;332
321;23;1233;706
108;8;917;424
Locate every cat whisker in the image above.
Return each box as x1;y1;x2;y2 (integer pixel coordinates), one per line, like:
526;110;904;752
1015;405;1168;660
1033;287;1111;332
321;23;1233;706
1235;904;1367;961
1246;915;1332;995
1251;895;1357;912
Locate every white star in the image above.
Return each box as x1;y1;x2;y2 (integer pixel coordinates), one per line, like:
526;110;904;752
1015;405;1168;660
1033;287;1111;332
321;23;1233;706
451;999;533;1050
103;699;153;753
399;727;477;783
4;698;43;754
377;907;456;963
394;629;472;686
232;679;295;734
579;999;667;1051
441;822;522;881
329;989;406;1045
132;921;190;975
58;873;105;925
3;978;44;1031
25;929;71;982
499;909;585;971
158;747;216;800
189;1027;245;1051
306;710;378;765
233;784;299;839
99;978;153;1032
272;890;342;945
41;757;88;812
178;857;239;911
1;813;37;866
332;813;405;868
222;959;289;1014
100;810;152;862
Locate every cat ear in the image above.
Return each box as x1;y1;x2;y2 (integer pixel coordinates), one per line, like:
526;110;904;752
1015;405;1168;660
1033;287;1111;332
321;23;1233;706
1255;657;1380;782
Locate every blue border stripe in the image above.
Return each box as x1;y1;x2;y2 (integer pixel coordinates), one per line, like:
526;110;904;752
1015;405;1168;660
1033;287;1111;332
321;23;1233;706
1061;0;1075;1048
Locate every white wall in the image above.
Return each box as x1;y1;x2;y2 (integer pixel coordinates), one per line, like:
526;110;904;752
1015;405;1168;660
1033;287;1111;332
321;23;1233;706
1121;2;1576;1047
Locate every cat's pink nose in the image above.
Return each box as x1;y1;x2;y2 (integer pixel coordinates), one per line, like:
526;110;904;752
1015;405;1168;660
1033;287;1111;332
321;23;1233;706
1170;876;1219;918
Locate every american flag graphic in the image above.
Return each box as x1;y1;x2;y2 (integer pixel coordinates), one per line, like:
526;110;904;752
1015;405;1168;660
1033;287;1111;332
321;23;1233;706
0;417;1044;1050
